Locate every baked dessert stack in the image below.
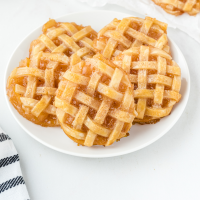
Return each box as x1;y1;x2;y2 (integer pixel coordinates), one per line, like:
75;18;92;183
7;17;182;147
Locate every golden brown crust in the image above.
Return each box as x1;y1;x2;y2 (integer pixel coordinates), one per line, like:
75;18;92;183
63;127;130;146
113;46;181;124
55;53;136;146
7;19;98;127
152;0;200;16
93;16;170;60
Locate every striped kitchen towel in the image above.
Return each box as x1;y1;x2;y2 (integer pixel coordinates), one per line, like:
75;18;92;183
0;127;30;200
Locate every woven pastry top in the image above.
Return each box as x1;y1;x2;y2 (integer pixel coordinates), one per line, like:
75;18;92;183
152;0;200;16
6;56;66;126
113;45;181;124
29;19;97;59
6;19;97;127
93;16;170;60
55;54;137;146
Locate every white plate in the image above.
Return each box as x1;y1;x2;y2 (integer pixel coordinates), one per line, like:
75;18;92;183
4;11;190;158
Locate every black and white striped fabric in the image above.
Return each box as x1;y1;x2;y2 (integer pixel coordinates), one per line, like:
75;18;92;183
0;127;30;200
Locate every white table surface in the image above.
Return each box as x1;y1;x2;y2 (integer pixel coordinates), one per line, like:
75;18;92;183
0;1;200;200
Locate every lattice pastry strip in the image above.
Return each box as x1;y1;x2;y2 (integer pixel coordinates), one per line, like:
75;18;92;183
55;54;137;146
94;16;170;60
113;45;181;124
136;46;149;119
152;0;200;16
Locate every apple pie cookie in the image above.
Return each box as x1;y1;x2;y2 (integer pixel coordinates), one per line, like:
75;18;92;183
7;19;97;126
6;54;69;127
55;54;137;146
152;0;200;16
93;17;170;60
29;19;97;60
113;46;181;124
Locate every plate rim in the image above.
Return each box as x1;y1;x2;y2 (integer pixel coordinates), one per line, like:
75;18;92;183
4;10;190;158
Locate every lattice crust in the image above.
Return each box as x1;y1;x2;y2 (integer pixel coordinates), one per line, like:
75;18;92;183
93;17;170;60
6;19;97;127
152;0;200;16
29;19;97;60
55;53;137;146
6;51;69;126
113;46;181;124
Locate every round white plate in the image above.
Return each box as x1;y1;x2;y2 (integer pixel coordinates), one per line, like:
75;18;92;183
4;11;190;158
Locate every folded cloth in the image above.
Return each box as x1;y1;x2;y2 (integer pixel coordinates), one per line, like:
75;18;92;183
79;0;200;43
0;127;30;200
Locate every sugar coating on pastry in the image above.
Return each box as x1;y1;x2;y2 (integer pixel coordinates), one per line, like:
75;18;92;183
152;0;200;16
29;19;97;60
55;53;137;146
93;16;170;60
6;56;68;126
6;19;97;127
113;45;181;124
